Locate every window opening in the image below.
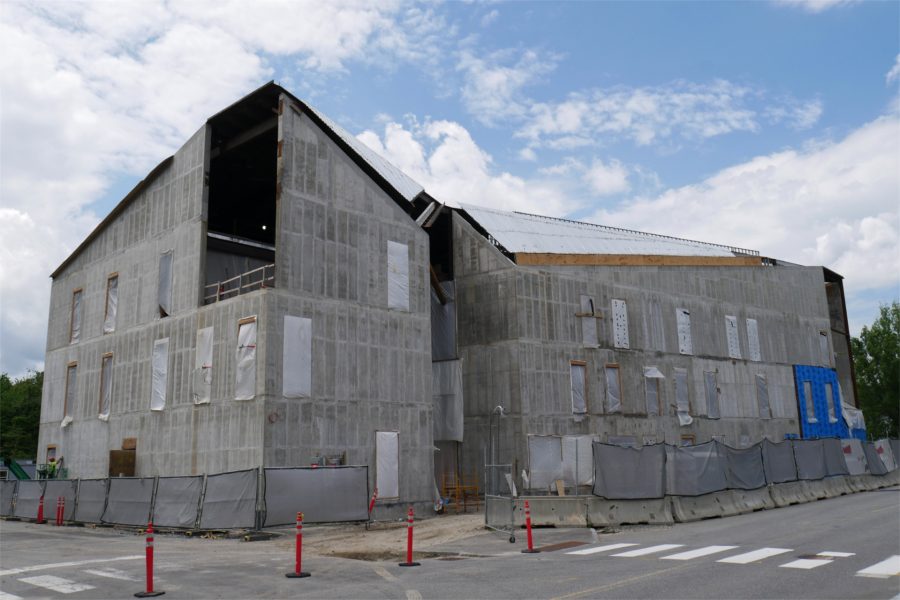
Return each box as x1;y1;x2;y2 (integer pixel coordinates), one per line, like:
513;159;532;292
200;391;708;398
746;318;761;362
676;308;692;355
64;362;77;419
704;371;720;419
605;364;621;413
193;327;214;404
151;338;169;411
158;251;173;318
387;241;410;311
580;295;598;348
680;434;696;446
725;315;741;359
818;331;831;366
69;289;83;344
756;373;771;419
611;299;629;349
283;316;312;397
99;353;112;420
643;366;665;415
675;368;692;425
824;382;838;423
570;361;587;416
235;316;258;400
376;431;400;499
103;274;118;333
803;380;817;423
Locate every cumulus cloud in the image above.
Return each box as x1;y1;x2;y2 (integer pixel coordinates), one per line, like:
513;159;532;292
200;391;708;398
887;54;900;84
772;0;860;13
589;115;900;292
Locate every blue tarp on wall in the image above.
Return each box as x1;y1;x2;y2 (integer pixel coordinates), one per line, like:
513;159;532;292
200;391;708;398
794;365;851;439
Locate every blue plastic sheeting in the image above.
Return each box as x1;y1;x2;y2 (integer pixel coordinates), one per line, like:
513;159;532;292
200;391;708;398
154;476;203;528
12;480;44;519
199;469;257;530
762;439;798;483
822;438;850;477
102;478;154;526
592;443;666;500
794;365;849;439
722;443;766;490
0;480;17;516
792;439;827;480
44;480;78;521
263;466;369;526
73;479;108;523
665;442;727;497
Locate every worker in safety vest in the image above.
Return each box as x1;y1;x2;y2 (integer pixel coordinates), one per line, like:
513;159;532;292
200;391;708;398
46;457;57;479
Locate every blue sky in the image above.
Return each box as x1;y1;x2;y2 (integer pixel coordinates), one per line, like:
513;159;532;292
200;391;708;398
1;0;898;377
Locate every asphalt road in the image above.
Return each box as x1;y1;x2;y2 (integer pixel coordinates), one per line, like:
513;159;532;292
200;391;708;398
1;487;898;599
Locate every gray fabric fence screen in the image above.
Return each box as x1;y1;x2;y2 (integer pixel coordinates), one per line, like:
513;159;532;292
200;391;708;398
722;444;766;490
762;439;798;483
199;469;257;530
154;476;203;528
793;439;827;480
12;480;44;519
822;438;850;477
0;480;17;516
665;442;728;497
592;443;665;499
263;466;368;526
863;442;889;476
73;479;108;523
102;477;154;526
44;480;78;521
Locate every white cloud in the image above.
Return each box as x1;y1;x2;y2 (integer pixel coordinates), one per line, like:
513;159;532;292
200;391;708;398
772;0;860;13
887;54;900;84
589;115;900;292
584;160;631;196
481;9;500;27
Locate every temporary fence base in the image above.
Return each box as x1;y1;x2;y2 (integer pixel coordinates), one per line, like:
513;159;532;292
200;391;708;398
587;498;673;527
398;562;421;567
134;592;165;598
285;572;311;578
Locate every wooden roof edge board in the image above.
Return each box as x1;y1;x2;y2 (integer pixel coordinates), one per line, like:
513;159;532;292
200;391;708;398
514;253;765;267
51;155;175;279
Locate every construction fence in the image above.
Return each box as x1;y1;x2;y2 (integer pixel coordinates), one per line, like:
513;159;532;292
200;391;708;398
0;465;369;530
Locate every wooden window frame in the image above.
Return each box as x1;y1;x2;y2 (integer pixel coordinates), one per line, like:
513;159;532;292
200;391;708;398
680;434;697;447
99;352;113;417
104;273;118;333
64;361;77;418
69;288;83;343
238;315;257;328
604;363;622;414
570;360;588;415
46;445;57;462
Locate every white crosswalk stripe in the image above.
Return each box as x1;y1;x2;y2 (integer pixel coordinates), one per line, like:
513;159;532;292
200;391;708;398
566;543;639;556
662;546;738;560
780;558;832;570
18;575;95;594
817;551;855;558
856;555;900;579
717;547;793;564
83;567;136;581
0;591;24;600
612;544;684;557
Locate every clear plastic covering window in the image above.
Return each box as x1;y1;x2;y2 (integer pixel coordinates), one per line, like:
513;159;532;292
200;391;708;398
644;368;663;416
387;241;409;311
675;368;692;426
756;373;771;419
605;365;621;413
818;332;830;366
158;250;173;318
64;363;77;418
612;299;629;349
704;371;719;419
103;275;118;334
676;308;692;355
803;380;817;422
151;338;169;411
570;362;587;415
580;295;598;348
725;315;741;359
824;383;837;423
376;431;400;498
746;318;760;362
283;316;312;398
99;354;112;419
70;289;83;344
193;326;213;404
235;318;257;400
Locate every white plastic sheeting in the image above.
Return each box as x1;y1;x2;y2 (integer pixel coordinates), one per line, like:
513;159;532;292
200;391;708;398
842;401;865;431
580;295;598;348
283;316;312;398
562;435;594;486
570;362;587;415
675;368;692;426
235;319;257;400
193;327;213;404
676;309;692;355
150;338;169;411
644;367;664;416
528;435;564;490
387;241;409;311
103;276;118;333
99;354;112;419
376;431;400;499
431;281;457;360
64;363;77;418
704;371;720;419
605;366;621;413
158;251;173;316
756;374;771;419
725;315;741;359
746;318;760;362
70;289;82;343
841;438;868;475
612;299;629;349
432;360;464;442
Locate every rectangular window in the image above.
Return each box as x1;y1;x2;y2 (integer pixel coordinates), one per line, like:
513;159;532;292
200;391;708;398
746;318;761;362
580;295;598;347
756;373;771;419
375;431;400;499
69;289;83;344
643;366;665;415
158;250;173;317
676;308;693;355
151;338;169;411
103;274;118;334
570;361;587;415
725;315;741;359
818;331;831;366
680;434;696;447
64;362;77;418
99;353;112;419
675;368;691;425
235;317;257;400
704;371;720;419
824;382;838;423
611;299;629;349
193;327;214;404
803;380;817;423
46;445;57;462
605;365;621;413
283;316;312;398
387;241;409;311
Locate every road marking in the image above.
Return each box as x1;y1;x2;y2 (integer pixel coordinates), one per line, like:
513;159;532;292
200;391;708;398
551;563;692;600
661;546;738;560
856;555;900;578
372;566;398;582
83;567;136;580
780;558;832;570
817;551;855;558
612;544;684;557
0;555;143;577
19;575;95;594
406;590;422;600
0;591;23;600
717;548;792;564
566;543;638;556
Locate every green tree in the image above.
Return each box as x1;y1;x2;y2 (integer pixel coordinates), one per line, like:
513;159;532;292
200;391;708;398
0;371;43;460
851;302;899;439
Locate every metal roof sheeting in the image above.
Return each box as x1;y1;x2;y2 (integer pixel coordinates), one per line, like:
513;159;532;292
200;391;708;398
459;204;758;257
306;105;425;203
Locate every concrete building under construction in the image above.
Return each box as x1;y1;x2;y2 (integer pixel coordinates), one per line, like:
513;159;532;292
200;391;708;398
38;82;862;507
